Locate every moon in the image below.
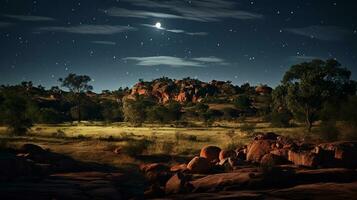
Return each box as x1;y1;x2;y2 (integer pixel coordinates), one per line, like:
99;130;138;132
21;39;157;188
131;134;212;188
155;22;162;29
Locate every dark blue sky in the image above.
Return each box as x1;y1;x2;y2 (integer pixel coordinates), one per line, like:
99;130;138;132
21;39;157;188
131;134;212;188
1;0;357;92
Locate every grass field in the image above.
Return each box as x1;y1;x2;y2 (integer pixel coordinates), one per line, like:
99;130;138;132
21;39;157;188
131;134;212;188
0;119;308;168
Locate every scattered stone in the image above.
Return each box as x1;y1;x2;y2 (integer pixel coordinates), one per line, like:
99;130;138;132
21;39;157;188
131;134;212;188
170;164;188;172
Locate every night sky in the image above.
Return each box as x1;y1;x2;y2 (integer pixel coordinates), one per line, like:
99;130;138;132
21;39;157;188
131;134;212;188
1;0;357;92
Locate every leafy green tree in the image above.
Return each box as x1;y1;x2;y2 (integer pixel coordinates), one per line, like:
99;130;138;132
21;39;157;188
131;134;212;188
0;93;33;135
123;97;154;125
233;95;252;110
277;59;355;131
146;105;169;123
59;73;93;123
100;100;123;122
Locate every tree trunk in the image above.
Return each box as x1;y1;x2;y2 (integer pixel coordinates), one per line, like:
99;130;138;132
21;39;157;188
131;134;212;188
77;94;81;123
305;108;312;132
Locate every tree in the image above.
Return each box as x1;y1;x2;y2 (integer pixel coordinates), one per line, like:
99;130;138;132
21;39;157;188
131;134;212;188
233;95;252;110
123;96;154;125
59;73;93;123
0;93;33;135
277;59;355;131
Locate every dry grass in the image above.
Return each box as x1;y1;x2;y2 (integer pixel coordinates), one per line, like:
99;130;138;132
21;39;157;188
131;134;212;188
0;120;308;169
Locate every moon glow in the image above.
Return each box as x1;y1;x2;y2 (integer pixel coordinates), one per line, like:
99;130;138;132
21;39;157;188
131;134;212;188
155;22;162;29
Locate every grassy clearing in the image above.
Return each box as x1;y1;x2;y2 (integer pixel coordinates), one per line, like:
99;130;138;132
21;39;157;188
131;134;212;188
0;120;309;170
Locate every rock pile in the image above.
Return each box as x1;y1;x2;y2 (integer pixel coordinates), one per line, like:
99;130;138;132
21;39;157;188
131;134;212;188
139;132;357;198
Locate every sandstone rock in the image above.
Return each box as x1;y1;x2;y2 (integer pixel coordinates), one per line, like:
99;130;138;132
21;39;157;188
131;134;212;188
200;146;221;163
246;140;275;162
254;132;279;141
260;153;287;166
219;150;236;161
140;163;171;185
187;156;210;174
236;150;247;160
288;150;319;167
191;171;264;192
165;173;193;194
270;149;289;160
144;184;165;198
170;164;188;172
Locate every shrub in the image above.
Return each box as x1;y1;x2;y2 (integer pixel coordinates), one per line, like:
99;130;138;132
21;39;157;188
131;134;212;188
316;121;340;142
270;111;292;128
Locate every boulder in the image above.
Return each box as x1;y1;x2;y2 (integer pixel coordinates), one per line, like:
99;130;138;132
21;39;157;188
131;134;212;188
260;153;287;166
170;164;188;172
246;140;275;162
236;150;247;160
288;150;319;167
165;173;193;194
219;150;236;161
187;157;210;174
140;163;171;185
200;146;221;163
270;149;289;160
254;132;279;141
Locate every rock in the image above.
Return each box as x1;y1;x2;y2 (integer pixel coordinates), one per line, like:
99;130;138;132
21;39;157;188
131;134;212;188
187;156;210;174
165;173;193;194
0;153;39;181
219;150;236;161
140;163;171;185
270;149;289;160
236;150;247;160
288;150;319;167
246;140;275;162
260;153;287;166
190;171;264;192
113;147;121;154
254;132;279;140
200;146;221;163
170;164;188;172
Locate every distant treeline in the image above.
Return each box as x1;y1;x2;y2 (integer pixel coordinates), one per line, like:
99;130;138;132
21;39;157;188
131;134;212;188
0;59;356;139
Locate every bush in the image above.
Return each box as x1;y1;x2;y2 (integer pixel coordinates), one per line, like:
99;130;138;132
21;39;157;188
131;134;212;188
270;111;292;128
316;121;340;142
0;93;33;135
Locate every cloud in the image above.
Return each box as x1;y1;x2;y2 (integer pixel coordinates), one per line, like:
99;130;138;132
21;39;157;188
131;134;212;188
290;55;323;62
123;56;228;67
91;41;117;45
285;25;350;41
37;25;136;35
4;14;55;21
142;24;208;36
0;22;12;27
192;56;225;63
105;0;263;22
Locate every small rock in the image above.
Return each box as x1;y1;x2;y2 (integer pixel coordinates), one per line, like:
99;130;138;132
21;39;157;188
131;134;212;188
219;150;236;161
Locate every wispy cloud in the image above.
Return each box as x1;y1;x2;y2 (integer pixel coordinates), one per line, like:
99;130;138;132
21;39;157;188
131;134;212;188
4;14;55;21
290;55;323;62
285;25;350;41
123;56;228;67
91;40;117;45
37;25;136;35
105;0;263;22
142;24;208;36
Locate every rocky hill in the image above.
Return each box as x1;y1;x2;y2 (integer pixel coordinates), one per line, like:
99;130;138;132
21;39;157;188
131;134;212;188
125;77;272;104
